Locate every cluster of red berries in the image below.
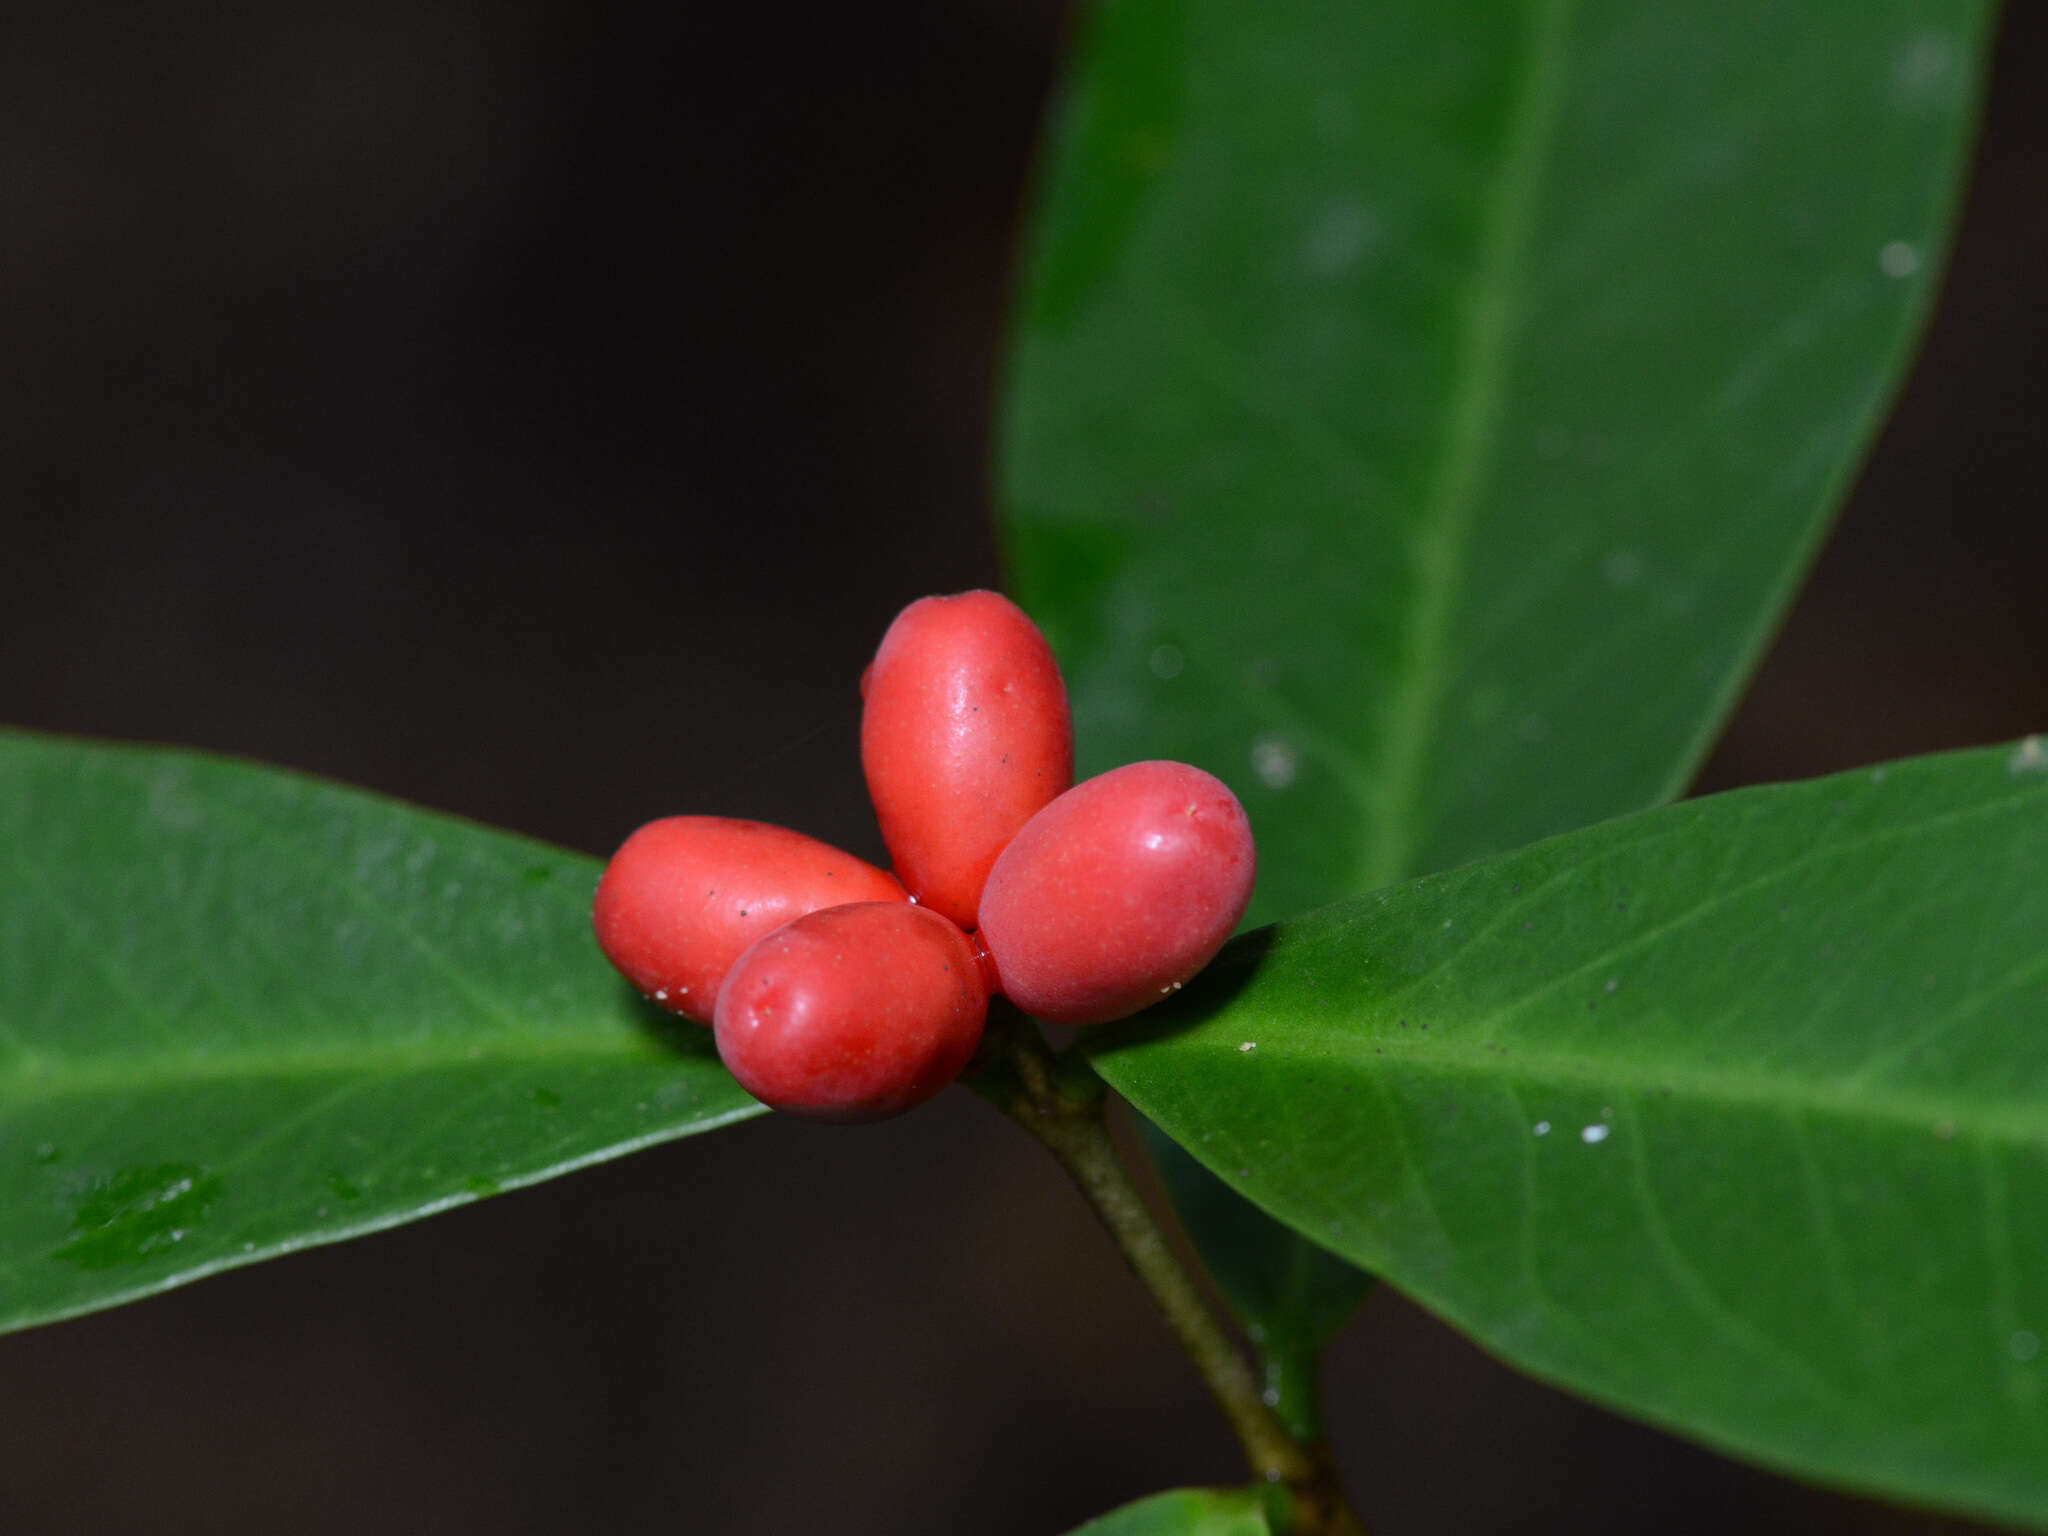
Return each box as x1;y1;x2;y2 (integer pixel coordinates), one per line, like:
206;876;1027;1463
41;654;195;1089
591;591;1256;1121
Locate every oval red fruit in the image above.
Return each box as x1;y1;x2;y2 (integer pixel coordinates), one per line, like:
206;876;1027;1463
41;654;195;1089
592;817;904;1025
977;761;1255;1026
714;902;988;1121
860;589;1072;928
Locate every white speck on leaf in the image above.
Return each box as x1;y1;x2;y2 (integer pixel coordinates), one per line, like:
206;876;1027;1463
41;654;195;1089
1879;240;1920;279
1892;32;1960;104
1581;1123;1610;1145
1298;196;1381;277
1601;549;1643;589
146;775;205;830
1533;1121;1551;1137
1251;734;1298;789
1239;1041;1257;1054
2009;736;2046;776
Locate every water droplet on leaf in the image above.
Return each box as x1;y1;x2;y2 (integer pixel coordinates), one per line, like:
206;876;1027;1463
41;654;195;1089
54;1163;222;1271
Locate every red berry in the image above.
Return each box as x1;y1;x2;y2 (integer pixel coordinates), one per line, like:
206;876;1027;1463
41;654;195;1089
714;902;988;1121
977;761;1256;1026
860;590;1072;929
592;817;904;1025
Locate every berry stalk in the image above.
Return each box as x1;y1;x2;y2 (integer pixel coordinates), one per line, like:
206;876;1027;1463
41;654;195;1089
970;1006;1367;1536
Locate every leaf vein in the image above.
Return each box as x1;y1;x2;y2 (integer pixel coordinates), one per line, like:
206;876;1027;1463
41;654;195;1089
1364;0;1578;892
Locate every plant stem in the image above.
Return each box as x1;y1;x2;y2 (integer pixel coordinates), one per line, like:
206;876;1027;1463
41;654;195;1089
1261;1341;1324;1446
1031;1092;1311;1484
971;1006;1368;1535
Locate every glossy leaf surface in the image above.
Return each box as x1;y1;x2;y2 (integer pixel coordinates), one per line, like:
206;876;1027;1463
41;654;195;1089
1092;740;2048;1527
1001;0;1994;1386
1067;1486;1276;1536
1002;0;1994;919
0;730;764;1334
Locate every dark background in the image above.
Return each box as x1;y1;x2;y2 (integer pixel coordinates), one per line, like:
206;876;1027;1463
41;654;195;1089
2;4;2043;1532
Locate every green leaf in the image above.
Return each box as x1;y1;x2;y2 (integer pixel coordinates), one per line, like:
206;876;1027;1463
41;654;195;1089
1091;738;2048;1528
1066;1486;1278;1536
1003;0;1994;916
0;729;764;1334
1001;0;1994;1387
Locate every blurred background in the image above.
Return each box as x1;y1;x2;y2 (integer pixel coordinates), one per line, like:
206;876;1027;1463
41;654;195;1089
1;3;2043;1532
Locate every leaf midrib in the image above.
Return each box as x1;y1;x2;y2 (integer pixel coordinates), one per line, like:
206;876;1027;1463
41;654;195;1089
1365;0;1576;892
1193;1034;2048;1151
0;1030;715;1106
